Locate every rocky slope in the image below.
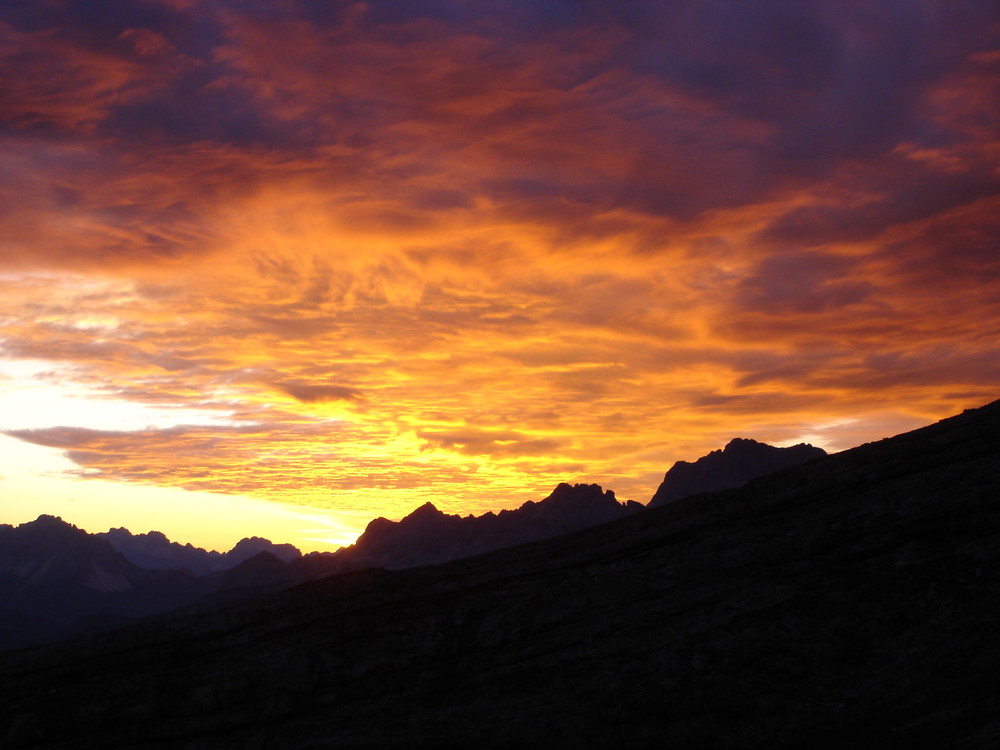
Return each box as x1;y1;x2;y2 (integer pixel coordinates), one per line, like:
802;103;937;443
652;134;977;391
648;437;826;506
1;400;997;748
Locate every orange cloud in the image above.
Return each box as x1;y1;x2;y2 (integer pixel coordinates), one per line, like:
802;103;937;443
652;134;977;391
1;1;998;544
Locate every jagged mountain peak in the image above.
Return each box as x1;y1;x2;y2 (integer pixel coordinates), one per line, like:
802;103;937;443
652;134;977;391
101;527;221;575
543;482;617;504
23;514;75;531
649;437;826;507
406;502;445;519
0;515;139;592
724;437;763;450
105;527;169;544
338;481;643;571
3;514;96;549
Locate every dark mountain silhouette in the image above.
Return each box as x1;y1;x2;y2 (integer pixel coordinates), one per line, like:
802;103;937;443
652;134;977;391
0;516;208;651
0;435;926;653
335;482;644;570
2;399;998;748
99;527;224;575
1;514;139;592
226;536;301;566
648;436;826;506
0;519;316;652
100;528;302;575
0;483;639;650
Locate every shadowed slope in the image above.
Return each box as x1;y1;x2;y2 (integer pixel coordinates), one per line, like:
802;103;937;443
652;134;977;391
1;401;998;748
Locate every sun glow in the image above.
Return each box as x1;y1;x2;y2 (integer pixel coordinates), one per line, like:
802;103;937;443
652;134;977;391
0;435;360;551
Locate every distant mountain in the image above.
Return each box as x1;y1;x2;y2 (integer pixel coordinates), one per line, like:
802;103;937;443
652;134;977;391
0;484;642;650
1;514;141;592
3;400;997;748
100;528;302;575
648;437;826;506
226;537;302;567
0;482;648;651
0;516;209;651
334;482;645;570
99;528;224;575
0;518;316;652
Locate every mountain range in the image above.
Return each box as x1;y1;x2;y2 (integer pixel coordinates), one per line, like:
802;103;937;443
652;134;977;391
1;399;996;747
0;436;823;652
0;516;313;651
99;527;302;575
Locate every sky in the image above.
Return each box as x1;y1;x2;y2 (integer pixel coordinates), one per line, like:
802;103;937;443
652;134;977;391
1;0;998;552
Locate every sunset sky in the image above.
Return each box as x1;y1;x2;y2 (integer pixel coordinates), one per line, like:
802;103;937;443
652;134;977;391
2;1;998;552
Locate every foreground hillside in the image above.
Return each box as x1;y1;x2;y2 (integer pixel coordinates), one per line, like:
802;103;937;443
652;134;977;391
1;400;998;748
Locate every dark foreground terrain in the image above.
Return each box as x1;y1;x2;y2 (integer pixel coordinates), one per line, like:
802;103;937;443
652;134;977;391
2;400;999;748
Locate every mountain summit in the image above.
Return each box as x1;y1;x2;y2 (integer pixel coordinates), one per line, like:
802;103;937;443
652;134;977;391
648;437;826;506
338;482;643;570
0;515;138;592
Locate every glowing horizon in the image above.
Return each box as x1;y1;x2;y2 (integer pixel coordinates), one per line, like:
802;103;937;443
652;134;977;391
2;2;997;553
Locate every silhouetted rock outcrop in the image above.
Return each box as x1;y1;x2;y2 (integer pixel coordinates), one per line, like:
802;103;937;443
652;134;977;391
336;482;644;570
2;400;998;748
648;437;825;506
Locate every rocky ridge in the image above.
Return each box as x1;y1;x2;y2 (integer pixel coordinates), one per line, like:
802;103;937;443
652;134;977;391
339;482;644;570
0;480;646;651
0;519;316;652
648;436;826;506
99;528;302;575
